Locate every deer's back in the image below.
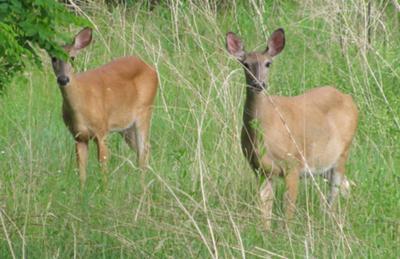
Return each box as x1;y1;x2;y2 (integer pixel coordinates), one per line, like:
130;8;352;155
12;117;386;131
63;56;158;138
76;56;157;104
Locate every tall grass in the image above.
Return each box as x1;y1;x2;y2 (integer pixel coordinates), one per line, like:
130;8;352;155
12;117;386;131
0;0;399;257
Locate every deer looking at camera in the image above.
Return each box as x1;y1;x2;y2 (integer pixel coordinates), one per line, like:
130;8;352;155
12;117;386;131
226;28;358;230
50;28;158;188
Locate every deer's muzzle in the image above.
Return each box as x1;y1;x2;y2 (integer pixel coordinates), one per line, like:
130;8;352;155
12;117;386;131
57;75;70;86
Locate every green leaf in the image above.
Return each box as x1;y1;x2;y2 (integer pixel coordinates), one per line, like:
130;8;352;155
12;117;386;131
0;0;89;91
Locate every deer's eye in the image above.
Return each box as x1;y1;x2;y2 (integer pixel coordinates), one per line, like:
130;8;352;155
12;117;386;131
265;62;272;68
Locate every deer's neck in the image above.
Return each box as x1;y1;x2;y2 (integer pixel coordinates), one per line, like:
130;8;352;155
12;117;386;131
59;76;81;112
243;87;265;127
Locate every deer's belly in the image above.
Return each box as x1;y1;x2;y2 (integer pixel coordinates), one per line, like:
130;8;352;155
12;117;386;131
260;134;343;176
109;115;137;132
299;137;343;176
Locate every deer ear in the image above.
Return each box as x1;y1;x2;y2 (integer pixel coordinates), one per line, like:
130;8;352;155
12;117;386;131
70;28;92;57
266;28;285;57
226;32;245;61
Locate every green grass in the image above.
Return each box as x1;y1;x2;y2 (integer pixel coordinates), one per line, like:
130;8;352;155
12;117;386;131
0;0;399;257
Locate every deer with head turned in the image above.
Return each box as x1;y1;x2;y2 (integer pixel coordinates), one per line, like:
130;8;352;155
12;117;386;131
226;28;358;230
50;28;158;188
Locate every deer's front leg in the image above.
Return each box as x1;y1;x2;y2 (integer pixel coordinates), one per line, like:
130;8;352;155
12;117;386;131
260;178;274;231
76;140;88;189
283;167;300;222
95;136;108;185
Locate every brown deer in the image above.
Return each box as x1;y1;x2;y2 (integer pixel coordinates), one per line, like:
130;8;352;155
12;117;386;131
50;28;158;188
226;28;358;230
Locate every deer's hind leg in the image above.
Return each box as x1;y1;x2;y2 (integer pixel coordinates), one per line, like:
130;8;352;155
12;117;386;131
121;111;152;170
327;149;350;207
134;110;152;170
121;125;138;152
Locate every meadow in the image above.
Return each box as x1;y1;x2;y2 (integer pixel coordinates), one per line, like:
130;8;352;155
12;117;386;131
0;0;399;257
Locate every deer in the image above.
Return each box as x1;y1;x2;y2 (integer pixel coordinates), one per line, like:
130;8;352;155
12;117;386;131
226;28;358;230
50;28;158;188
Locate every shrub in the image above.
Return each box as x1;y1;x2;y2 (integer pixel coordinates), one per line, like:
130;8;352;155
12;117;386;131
0;0;89;92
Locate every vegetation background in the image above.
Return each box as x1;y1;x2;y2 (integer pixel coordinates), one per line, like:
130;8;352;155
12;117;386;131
0;0;399;257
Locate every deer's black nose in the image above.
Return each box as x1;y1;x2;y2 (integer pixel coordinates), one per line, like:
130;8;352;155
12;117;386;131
254;81;265;88
57;75;70;86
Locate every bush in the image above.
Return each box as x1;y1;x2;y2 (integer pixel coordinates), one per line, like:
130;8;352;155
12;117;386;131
0;0;89;92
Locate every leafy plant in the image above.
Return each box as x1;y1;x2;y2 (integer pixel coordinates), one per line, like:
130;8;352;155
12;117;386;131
0;0;89;92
